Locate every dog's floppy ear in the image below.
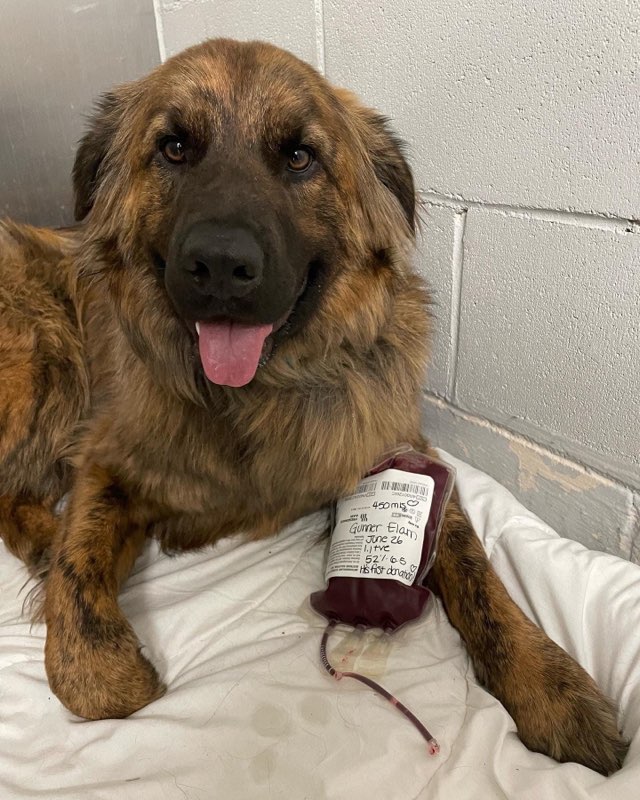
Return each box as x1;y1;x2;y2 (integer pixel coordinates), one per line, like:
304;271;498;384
336;89;417;233
362;111;417;233
73;91;126;221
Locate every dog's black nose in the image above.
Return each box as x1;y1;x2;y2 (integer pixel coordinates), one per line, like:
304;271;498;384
180;223;264;299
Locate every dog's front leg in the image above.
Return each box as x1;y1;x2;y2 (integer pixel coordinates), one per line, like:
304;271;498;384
44;463;164;719
430;494;627;774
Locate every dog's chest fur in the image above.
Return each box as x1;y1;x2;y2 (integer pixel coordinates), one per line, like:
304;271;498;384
86;363;393;526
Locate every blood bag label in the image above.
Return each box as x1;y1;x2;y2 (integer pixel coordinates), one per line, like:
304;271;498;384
326;468;435;586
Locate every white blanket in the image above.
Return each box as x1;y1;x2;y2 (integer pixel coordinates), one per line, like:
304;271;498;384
1;452;638;799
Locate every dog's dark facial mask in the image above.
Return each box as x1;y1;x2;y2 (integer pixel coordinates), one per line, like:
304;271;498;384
162;151;318;387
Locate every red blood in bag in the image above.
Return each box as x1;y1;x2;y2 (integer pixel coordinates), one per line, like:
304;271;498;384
310;450;455;631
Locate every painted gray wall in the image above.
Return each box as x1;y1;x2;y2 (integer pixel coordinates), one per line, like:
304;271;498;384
156;0;639;560
0;0;160;228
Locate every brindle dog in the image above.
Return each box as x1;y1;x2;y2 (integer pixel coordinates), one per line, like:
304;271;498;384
0;39;627;774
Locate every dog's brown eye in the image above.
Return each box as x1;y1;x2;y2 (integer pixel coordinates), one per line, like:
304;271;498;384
287;146;314;173
161;137;186;164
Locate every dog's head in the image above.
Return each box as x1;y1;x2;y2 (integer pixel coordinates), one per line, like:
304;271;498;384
74;39;419;398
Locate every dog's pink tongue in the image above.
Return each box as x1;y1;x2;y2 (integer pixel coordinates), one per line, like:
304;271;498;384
197;321;273;387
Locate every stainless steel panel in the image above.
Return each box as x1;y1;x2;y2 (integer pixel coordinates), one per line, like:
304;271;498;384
0;0;160;227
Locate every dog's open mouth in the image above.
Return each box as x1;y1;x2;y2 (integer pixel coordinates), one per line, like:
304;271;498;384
195;319;274;387
193;263;318;388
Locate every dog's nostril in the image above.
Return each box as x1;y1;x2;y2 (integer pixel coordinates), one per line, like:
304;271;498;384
232;263;254;283
189;260;210;284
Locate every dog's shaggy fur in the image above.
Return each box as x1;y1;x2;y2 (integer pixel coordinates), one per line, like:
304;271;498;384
0;39;627;774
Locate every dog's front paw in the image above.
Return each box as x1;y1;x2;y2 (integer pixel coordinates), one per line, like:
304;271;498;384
506;632;628;775
45;609;165;720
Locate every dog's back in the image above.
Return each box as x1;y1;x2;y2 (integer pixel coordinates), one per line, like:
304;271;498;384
0;220;87;568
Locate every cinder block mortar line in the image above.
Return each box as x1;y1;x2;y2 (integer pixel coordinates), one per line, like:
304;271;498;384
420;190;639;234
445;209;467;402
314;0;326;74
152;0;167;62
423;392;640;494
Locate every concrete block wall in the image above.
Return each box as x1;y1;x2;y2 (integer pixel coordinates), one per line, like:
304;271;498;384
155;1;639;559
